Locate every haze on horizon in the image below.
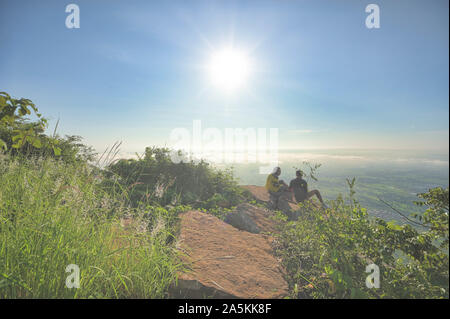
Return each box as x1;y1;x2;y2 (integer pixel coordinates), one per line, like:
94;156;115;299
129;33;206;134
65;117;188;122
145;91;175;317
0;0;448;156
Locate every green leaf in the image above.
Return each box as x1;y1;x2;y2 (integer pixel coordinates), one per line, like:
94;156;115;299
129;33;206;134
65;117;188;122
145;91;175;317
11;134;22;142
31;137;42;148
53;146;62;156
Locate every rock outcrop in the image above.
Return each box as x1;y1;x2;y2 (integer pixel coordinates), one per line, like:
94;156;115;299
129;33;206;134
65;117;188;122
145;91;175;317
241;185;301;220
171;210;288;299
224;203;279;234
241;185;271;203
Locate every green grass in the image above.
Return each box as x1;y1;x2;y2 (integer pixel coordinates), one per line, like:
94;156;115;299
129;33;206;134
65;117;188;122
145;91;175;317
0;156;181;298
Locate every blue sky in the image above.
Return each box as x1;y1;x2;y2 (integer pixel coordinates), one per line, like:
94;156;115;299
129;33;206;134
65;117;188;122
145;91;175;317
0;0;448;154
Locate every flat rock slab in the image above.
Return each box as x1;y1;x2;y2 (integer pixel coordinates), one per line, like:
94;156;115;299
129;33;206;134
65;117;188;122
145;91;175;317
172;210;288;299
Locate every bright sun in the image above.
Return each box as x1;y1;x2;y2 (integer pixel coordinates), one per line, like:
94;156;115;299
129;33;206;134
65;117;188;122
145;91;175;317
209;48;251;92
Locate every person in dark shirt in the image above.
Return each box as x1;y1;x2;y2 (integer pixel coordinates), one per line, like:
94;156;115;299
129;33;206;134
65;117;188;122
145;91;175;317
289;170;328;208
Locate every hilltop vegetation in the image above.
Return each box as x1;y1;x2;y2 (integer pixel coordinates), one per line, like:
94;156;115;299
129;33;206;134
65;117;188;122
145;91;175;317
0;91;247;298
104;147;249;210
0;92;448;298
273;184;449;298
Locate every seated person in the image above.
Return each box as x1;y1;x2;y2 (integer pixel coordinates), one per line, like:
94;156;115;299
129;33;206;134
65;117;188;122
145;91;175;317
289;170;328;209
265;167;289;208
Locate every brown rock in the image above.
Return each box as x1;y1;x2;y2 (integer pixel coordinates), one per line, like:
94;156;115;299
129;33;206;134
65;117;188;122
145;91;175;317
241;185;271;203
171;210;289;299
241;185;301;219
224;203;280;234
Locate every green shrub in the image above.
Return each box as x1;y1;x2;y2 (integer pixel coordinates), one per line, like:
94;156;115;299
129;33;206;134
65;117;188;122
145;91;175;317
273;187;449;299
104;146;246;209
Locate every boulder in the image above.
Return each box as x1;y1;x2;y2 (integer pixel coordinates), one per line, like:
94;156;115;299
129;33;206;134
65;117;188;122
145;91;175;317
224;203;279;234
171;210;289;299
241;185;301;220
224;208;260;234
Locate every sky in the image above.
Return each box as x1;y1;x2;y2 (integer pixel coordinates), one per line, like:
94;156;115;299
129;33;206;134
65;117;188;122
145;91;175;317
0;0;448;155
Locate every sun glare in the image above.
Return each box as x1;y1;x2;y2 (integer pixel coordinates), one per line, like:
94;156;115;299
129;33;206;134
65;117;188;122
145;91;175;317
209;48;251;92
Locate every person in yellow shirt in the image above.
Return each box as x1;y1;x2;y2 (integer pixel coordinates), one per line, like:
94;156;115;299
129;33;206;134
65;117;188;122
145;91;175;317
265;167;289;208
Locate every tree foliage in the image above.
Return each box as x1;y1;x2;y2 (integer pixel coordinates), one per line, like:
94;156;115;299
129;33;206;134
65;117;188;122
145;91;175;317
0;92;96;162
0;91;48;151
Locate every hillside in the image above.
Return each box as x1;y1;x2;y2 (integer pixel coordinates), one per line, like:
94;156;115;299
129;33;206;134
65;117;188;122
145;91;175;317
0;116;447;299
